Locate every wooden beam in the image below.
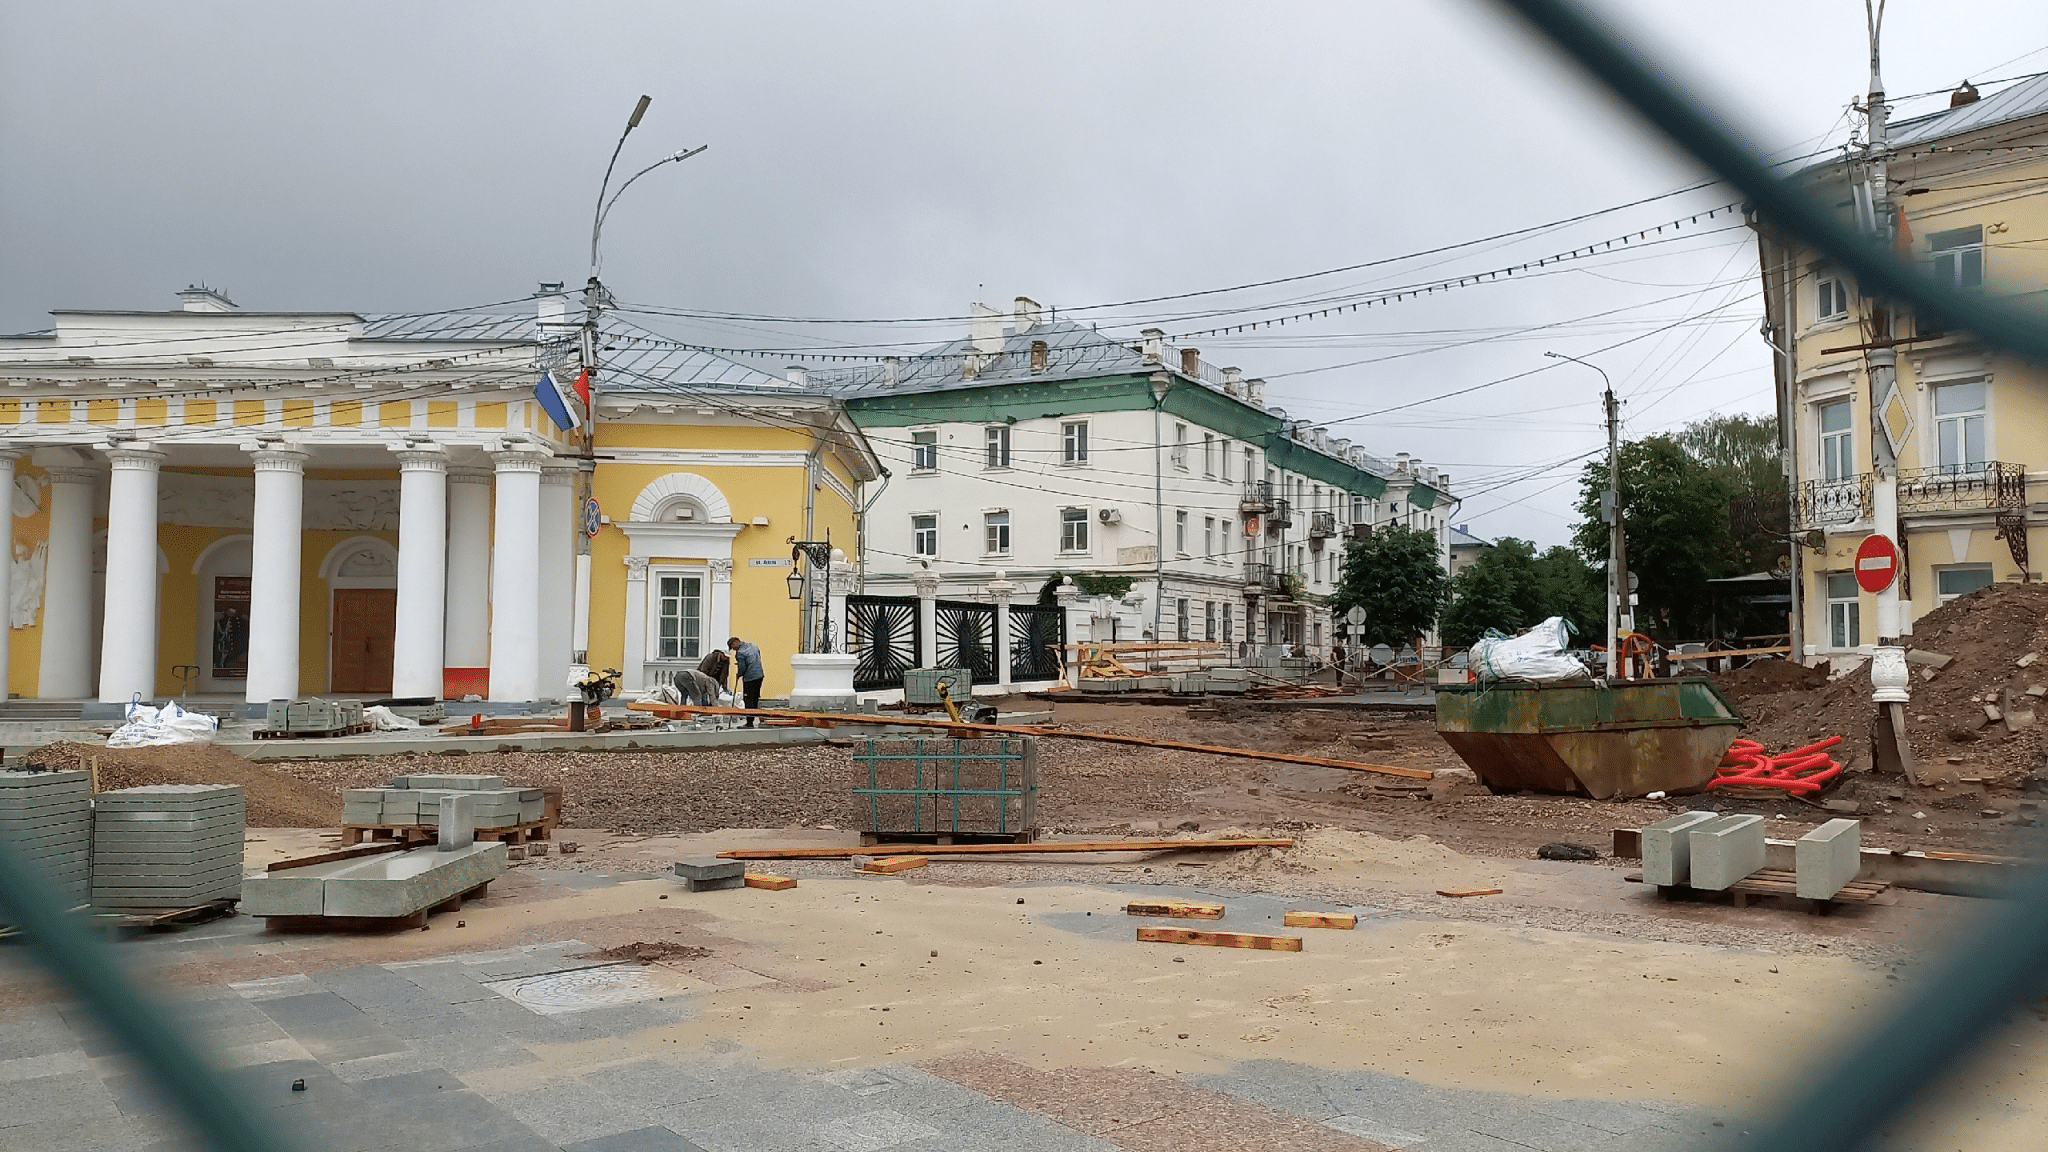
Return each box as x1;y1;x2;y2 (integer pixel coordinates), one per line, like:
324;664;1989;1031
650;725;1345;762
1666;645;1794;661
628;701;1433;780
1136;926;1302;951
717;837;1295;860
744;873;798;890
265;841;407;873
1126;900;1226;919
1282;910;1357;930
857;855;929;874
1437;886;1504;898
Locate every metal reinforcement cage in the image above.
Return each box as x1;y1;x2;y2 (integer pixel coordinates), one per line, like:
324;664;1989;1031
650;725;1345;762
851;736;1038;842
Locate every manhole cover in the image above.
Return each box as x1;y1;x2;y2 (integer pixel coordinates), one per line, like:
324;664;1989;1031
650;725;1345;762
483;963;700;1015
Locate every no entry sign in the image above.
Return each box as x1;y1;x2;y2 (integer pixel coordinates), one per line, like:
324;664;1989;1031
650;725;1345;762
1855;533;1900;594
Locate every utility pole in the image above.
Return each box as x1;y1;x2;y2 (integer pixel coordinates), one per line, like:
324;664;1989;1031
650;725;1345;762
1547;350;1629;677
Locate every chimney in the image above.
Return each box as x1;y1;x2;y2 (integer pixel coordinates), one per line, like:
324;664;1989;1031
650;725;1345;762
786;364;808;388
1014;296;1044;333
1396;452;1411;474
1291;420;1312;442
1140;328;1165;363
177;284;237;312
1332;438;1351;456
535;283;569;338
1030;340;1049;374
1179;347;1201;376
883;356;901;386
1246;378;1265;407
1952;81;1981;107
1312;427;1329;451
969;302;1005;355
1439;473;1451;489
1221;366;1243;396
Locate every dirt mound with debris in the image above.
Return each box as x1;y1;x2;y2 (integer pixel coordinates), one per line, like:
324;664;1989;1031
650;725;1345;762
22;741;343;827
578;941;711;965
1204;826;1509;894
1741;582;2048;778
1715;659;1830;700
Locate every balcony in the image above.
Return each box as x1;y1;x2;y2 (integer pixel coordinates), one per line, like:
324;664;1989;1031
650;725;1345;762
1239;481;1274;514
1796;475;1871;529
1243;562;1285;593
1309;511;1337;539
1268;498;1293;531
1897;462;2026;513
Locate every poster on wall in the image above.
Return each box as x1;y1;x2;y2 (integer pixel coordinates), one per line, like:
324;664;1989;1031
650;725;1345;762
212;576;250;679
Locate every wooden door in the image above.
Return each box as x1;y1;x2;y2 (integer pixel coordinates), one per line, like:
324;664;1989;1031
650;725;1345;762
332;588;397;694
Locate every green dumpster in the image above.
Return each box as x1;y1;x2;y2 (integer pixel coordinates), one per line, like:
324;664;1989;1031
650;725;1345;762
1433;677;1746;800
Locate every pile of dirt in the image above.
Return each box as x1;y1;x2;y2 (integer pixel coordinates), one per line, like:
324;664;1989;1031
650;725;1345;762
1741;582;2048;778
578;941;711;965
22;741;342;827
1714;659;1830;700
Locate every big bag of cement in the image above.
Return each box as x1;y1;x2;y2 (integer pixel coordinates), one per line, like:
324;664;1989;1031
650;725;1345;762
364;705;418;731
106;700;219;748
1470;616;1589;683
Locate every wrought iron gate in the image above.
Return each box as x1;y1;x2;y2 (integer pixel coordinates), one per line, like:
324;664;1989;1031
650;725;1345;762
845;594;921;691
1009;603;1066;682
934;598;998;684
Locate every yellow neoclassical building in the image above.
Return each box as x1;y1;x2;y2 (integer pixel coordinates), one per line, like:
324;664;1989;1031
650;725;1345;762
1760;76;2048;659
0;286;876;714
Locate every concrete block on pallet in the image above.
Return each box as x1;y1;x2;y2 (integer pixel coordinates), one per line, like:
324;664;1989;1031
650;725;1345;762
1795;818;1863;900
393;774;507;791
674;857;745;883
1640;810;1720;887
1686;814;1766;891
437;793;476;850
318;842;506;918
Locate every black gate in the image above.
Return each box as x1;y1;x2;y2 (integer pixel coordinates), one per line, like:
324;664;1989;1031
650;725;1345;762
934;598;998;684
1010;603;1066;682
846;594;921;691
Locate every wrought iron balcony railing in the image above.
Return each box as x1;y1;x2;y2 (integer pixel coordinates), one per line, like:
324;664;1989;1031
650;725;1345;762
1239;481;1274;513
1796;474;1873;529
1896;462;2026;513
1309;510;1337;538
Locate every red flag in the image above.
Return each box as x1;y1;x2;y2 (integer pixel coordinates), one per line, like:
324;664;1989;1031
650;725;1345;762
1895;206;1914;255
572;368;592;409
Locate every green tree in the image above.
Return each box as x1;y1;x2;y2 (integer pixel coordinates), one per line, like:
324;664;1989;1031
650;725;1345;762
1676;413;1789;575
1528;545;1605;634
1573;435;1734;641
1438;538;1603;649
1331;524;1449;650
1439;560;1525;649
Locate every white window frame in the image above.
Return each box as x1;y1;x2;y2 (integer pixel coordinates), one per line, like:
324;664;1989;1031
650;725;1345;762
1815;275;1849;324
1932;378;1988;472
1817;398;1854;482
1931;225;1984;290
1175;598;1189;641
984;511;1010;556
1061;421;1089;465
984;425;1011;470
911;514;938;558
1171;423;1188;470
1934;564;1995;604
1824;572;1861;650
1175;510;1188;556
910;428;938;473
645;566;707;663
1059;507;1090;553
1202;433;1215;476
1204;516;1216;558
1220;439;1231;481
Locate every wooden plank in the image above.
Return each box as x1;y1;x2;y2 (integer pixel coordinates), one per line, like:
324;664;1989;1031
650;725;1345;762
1436;887;1504;898
266;842;406;872
1282;910;1357;930
857;855;929;874
1136;926;1302;951
1126;900;1225;920
721;837;1295;860
1667;645;1794;661
628;701;1431;780
744;873;798;891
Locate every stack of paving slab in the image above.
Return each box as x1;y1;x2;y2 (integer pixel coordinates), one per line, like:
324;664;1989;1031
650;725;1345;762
90;784;245;910
240;840;507;920
0;770;93;911
341;774;542;829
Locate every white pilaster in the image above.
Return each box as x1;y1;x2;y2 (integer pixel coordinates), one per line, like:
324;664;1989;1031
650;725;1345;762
1054;578;1084;686
0;450;19;698
443;467;493;675
620;555;649;692
98;443;165;705
708;558;734;655
987;570;1016;690
826;549;855;655
487;446;546;702
244;445;307;705
390;444;448;699
39;466;97;698
911;568;940;670
537;462;577;701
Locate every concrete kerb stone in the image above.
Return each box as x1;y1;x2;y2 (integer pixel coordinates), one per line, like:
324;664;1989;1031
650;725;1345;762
1687;814;1767;891
1795;818;1863;900
674;858;746;892
1640;810;1719;887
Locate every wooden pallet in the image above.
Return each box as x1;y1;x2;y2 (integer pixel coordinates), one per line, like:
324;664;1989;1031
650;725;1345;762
339;816;556;847
1651;868;1891;915
100;899;239;930
858;829;1036;846
254;723;373;740
263;881;490;933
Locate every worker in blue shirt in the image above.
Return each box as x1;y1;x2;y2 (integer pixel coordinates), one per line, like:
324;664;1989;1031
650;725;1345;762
727;636;765;726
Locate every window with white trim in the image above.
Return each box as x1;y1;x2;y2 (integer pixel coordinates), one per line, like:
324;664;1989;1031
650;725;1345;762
653;572;703;661
910;429;938;472
1935;564;1995;604
1818;398;1853;482
911;515;937;557
1175;510;1188;556
1220;439;1231;481
1175;598;1189;641
1059;507;1089;552
1171;423;1188;470
984;425;1010;469
1204;601;1217;642
1222;602;1233;645
1202;433;1215;476
1816;275;1849;323
1933;379;1987;472
1203;516;1216;558
1061;421;1089;464
1825;572;1861;649
984;511;1010;555
1931;226;1984;290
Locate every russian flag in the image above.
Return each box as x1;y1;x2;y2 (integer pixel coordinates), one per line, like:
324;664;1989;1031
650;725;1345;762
534;370;582;432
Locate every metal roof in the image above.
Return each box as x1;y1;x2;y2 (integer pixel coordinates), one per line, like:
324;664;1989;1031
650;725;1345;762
811;317;1152;397
364;307;791;392
1889;73;2048;149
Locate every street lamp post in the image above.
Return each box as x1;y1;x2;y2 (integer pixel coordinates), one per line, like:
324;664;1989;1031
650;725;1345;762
786;536;835;653
1545;351;1631;678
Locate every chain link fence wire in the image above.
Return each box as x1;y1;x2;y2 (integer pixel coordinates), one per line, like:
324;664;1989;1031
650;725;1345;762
1492;2;2048;1149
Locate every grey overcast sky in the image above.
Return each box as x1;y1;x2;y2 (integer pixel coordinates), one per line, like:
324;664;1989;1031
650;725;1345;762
3;1;2043;545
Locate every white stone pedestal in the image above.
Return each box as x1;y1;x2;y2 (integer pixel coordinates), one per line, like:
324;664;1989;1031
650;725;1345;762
787;653;860;712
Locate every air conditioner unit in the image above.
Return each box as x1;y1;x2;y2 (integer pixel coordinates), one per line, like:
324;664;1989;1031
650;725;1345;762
1097;508;1122;525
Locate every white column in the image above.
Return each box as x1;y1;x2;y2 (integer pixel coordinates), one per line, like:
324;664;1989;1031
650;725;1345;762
443;467;493;675
987;570;1015;690
911;568;939;669
244;445;306;705
487;446;546;702
0;449;18;698
39;466;97;698
97;443;165;705
708;558;733;654
536;462;577;701
1054;577;1083;686
826;549;854;654
390;444;448;699
620;555;649;692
